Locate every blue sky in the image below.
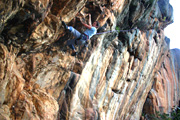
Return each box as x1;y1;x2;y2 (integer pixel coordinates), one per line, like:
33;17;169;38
164;0;180;49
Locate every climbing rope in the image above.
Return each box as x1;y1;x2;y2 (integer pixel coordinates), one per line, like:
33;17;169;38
95;28;136;35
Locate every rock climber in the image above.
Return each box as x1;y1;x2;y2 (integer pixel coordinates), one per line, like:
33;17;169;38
62;14;100;56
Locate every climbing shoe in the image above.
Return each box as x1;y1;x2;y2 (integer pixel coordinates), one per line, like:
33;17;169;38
71;52;77;56
62;21;68;29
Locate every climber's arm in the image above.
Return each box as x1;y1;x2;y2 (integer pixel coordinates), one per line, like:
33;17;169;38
88;14;92;26
80;14;92;29
81;22;92;29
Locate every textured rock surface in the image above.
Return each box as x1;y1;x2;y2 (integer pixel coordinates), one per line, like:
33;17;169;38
143;38;180;118
0;0;179;120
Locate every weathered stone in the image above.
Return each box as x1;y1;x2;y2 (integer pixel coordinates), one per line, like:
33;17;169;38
0;105;10;120
0;0;178;120
142;41;180;118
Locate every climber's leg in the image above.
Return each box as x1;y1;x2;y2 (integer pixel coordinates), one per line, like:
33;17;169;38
67;26;81;38
66;38;76;50
62;21;81;38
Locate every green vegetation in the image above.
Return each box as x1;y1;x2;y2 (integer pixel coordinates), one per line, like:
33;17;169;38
143;107;180;120
115;26;120;31
162;16;167;21
151;111;171;120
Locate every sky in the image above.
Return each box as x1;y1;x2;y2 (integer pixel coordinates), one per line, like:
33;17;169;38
164;0;180;49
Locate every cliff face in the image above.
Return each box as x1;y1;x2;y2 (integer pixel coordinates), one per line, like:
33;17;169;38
0;0;178;120
143;38;180;117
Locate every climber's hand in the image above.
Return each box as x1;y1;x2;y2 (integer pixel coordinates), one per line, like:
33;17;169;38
88;14;91;17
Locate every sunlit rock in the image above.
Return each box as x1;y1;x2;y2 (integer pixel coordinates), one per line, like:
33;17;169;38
0;0;178;120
